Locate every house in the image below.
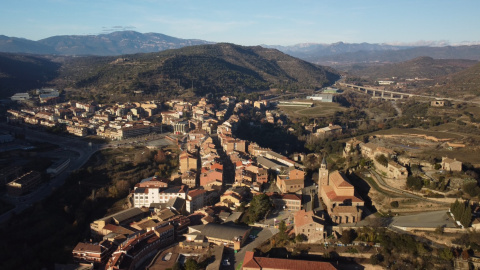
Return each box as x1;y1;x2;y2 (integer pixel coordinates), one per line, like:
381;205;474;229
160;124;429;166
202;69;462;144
442;157;462;172
387;161;408;180
294;210;325;243
242;251;337;270
276;168;305;194
181;170;197;188
200;170;223;187
220;191;243;208
315;123;342;138
343;138;362;157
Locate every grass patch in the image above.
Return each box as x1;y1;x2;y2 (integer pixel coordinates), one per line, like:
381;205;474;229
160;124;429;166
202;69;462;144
278;102;345;119
236;261;243;270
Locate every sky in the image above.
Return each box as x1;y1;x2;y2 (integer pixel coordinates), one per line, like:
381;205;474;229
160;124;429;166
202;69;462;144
1;0;479;46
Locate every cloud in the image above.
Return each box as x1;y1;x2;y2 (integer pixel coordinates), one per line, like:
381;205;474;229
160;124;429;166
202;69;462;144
100;25;137;34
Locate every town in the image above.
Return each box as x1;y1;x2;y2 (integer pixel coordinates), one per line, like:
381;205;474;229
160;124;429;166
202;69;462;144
1;79;480;270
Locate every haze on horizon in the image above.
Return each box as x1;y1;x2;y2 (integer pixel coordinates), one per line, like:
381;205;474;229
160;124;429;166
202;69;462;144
1;0;479;46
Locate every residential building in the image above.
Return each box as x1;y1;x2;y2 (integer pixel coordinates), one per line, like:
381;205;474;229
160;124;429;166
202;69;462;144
276;168;305;194
200;169;223;187
442;157;462;172
179;151;198;174
67;125;88;137
270;193;302;211
133;185;188;208
90;208;146;236
72;240;114;265
315;123;342;138
186;189;207;213
294;210;325;242
242;251;337;270
106;224;174;270
181;170;197;188
387;161;408;180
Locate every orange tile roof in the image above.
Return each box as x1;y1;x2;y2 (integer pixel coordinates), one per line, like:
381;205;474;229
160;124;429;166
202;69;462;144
294;209;314;228
329;171;353;188
323;185;363;203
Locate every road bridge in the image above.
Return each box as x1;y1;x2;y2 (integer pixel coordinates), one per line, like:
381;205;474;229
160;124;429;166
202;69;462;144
339;83;413;100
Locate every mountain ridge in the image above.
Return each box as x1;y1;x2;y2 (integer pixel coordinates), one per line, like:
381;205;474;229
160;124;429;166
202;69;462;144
2;31;480;64
0;43;339;100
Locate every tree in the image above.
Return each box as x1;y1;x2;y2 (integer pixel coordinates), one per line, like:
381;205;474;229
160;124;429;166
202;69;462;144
406;176;423;190
340;229;357;245
369;254;383;265
295;233;307;243
248;194;273;223
278;220;288;242
154;150;167;163
439;248;454;261
462;181;480;197
184;258;199;270
375;154;388;167
390;201;399;208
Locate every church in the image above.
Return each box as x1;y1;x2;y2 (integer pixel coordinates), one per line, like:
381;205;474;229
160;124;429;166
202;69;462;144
318;158;364;224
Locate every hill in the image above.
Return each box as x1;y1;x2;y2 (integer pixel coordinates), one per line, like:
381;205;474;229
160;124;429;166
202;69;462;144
0;53;61;98
0;31;212;56
346;57;478;79
1;44;339;100
53;43;339;99
433;62;480;98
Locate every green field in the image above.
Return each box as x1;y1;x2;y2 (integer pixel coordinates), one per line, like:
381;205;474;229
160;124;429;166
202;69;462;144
278;102;345;118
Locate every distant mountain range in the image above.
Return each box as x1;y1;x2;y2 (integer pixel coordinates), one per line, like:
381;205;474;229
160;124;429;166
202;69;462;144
0;31;212;56
2;31;480;64
0;43;339;99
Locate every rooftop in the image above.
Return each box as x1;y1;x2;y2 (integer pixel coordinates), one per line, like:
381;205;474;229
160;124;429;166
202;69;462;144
242;251;337;270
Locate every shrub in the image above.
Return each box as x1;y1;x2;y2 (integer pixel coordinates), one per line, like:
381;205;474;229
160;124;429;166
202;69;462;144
390;201;399;208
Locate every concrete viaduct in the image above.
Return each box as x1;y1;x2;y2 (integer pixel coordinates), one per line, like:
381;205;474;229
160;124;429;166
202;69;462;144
339;83;414;100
